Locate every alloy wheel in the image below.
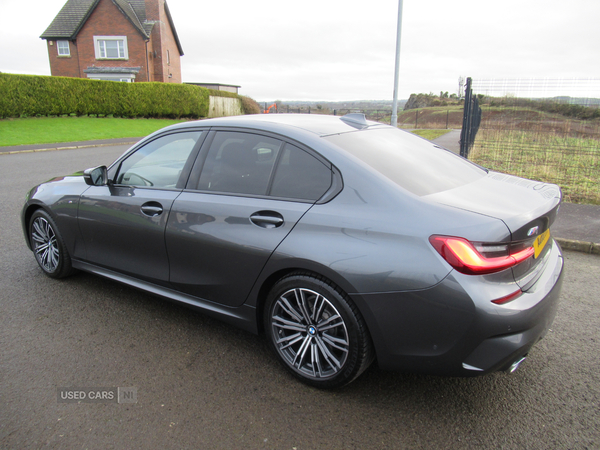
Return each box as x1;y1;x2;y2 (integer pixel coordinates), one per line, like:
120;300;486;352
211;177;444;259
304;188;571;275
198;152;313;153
270;287;350;380
31;216;60;273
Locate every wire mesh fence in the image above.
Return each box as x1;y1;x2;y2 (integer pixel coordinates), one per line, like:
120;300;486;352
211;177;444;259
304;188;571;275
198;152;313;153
468;78;600;204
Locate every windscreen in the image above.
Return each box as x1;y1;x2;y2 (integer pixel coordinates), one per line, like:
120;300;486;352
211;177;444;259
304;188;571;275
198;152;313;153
324;128;486;196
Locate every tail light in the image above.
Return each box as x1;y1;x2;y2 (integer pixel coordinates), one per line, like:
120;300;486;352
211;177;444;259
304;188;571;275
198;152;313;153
429;235;534;275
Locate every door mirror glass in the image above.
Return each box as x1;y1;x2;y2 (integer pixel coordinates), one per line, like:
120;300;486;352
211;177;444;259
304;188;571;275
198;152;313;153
84;166;108;186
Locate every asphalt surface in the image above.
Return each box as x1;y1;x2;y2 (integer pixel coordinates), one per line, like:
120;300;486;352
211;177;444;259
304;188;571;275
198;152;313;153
1;144;599;449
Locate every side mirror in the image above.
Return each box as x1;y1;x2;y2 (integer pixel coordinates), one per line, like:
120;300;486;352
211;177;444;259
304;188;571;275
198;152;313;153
83;166;108;186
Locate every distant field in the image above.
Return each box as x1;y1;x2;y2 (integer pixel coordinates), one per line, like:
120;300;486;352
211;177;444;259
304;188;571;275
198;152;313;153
0;116;189;147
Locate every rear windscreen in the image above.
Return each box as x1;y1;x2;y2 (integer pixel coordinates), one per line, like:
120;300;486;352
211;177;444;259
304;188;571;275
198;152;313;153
324;128;486;196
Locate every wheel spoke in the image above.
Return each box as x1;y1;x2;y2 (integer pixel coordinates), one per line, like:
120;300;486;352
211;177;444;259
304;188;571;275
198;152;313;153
293;288;313;324
315;335;343;370
312;342;323;377
292;334;312;368
321;332;349;353
32;221;48;242
276;332;303;350
312;294;325;322
277;296;304;324
35;242;50;254
317;313;344;332
272;315;305;332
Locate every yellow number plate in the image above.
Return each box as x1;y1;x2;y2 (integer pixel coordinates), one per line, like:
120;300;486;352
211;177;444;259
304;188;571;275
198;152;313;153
533;229;550;259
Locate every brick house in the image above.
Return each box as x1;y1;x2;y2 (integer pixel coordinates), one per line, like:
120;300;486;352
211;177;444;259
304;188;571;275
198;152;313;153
40;0;183;83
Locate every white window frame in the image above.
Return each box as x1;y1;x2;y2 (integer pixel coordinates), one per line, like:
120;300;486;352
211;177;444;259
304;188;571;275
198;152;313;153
86;74;135;82
94;36;128;60
57;40;70;56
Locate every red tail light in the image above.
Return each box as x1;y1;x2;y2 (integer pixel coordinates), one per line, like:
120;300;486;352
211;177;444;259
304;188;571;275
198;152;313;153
429;235;534;275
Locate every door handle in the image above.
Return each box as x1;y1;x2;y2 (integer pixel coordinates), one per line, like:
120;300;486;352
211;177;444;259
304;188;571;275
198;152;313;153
141;202;163;217
250;211;284;229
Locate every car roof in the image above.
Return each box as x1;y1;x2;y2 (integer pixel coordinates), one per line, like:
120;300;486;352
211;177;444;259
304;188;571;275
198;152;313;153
179;113;389;137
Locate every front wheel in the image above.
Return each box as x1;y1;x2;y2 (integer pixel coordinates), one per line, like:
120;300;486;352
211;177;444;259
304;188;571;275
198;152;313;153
29;209;74;279
264;273;374;389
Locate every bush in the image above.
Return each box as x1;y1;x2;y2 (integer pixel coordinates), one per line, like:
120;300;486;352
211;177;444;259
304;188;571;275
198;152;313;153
240;96;261;115
0;73;211;119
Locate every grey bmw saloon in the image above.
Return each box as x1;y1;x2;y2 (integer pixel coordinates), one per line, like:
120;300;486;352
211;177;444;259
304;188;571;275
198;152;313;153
22;114;564;388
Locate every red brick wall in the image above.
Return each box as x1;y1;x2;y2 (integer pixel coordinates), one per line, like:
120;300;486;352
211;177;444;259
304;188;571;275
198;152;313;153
75;0;150;81
147;0;182;83
47;40;81;78
159;2;182;84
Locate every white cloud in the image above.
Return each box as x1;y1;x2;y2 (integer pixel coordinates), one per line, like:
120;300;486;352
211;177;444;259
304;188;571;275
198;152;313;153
1;0;599;100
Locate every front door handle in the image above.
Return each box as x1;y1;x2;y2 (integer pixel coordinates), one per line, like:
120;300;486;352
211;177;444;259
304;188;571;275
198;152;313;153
250;211;284;229
141;202;163;217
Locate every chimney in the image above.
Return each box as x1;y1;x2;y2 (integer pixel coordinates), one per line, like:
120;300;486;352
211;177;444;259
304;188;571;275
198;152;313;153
144;0;161;22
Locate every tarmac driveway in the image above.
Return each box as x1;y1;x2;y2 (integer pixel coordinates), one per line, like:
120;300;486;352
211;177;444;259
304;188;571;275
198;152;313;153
1;145;599;449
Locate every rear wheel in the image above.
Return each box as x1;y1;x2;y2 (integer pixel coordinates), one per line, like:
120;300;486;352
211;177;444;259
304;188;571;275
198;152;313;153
264;273;374;388
29;209;73;279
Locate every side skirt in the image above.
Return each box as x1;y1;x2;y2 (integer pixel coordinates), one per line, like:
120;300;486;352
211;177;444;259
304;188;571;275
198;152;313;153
72;260;258;334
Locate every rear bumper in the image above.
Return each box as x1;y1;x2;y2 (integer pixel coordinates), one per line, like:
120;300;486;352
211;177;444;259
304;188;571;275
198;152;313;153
351;239;564;376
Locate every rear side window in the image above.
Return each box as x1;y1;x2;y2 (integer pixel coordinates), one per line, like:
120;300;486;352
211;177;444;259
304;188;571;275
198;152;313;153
325;128;486;196
271;144;332;201
197;132;282;195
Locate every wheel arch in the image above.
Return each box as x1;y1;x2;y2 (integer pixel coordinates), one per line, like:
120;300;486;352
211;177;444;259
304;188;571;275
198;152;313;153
22;203;47;250
251;261;361;336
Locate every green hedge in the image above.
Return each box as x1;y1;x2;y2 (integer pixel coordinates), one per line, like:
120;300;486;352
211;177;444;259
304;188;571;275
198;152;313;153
0;73;211;119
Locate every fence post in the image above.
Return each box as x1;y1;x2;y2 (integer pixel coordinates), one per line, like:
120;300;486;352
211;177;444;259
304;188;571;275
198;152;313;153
415;110;418;128
459;77;482;158
446;110;449;129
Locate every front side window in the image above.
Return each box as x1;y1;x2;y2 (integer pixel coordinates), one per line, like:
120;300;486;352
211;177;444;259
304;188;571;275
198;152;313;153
57;40;70;56
115;131;202;188
94;36;128;59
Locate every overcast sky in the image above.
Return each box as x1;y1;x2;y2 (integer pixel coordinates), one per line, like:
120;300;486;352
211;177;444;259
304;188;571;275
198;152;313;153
1;0;599;101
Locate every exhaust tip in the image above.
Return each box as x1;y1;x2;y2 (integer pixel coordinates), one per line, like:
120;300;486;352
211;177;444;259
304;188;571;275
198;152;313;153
508;356;527;373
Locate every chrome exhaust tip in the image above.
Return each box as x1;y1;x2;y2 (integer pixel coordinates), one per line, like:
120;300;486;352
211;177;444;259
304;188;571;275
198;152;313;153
508;356;527;373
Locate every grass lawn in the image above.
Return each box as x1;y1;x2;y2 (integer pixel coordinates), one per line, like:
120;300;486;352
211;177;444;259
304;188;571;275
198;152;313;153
410;129;451;140
0;116;189;147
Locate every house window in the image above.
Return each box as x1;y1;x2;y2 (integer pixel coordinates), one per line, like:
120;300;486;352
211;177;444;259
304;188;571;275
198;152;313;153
94;36;128;60
57;40;70;56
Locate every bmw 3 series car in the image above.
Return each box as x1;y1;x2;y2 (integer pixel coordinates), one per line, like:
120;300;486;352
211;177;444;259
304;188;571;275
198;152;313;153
22;113;564;388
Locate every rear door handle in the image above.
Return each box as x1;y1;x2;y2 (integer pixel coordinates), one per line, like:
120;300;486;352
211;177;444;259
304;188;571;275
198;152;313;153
141;202;163;217
250;211;284;228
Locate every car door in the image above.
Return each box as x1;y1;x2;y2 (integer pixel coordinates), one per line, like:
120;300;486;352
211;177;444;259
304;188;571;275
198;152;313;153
77;130;204;283
166;130;334;307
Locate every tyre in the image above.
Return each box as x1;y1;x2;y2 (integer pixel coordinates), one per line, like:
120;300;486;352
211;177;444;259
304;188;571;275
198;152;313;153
29;209;74;279
264;273;374;388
